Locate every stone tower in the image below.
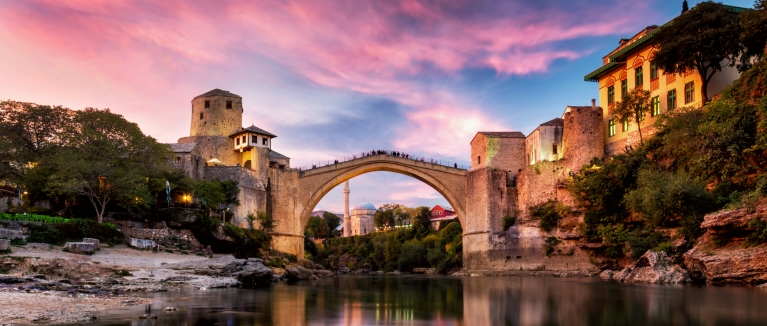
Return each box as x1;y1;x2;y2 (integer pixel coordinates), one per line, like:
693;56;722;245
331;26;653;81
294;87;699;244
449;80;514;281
190;89;243;137
562;100;605;172
343;180;351;237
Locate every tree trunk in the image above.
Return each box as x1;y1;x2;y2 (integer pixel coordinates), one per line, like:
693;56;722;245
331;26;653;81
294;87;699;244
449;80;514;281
701;75;710;103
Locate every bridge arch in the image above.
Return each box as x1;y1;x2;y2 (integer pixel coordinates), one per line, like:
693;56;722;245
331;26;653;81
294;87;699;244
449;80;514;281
296;155;467;232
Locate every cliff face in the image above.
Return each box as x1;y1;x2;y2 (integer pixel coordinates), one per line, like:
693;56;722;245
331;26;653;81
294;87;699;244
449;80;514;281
683;202;767;284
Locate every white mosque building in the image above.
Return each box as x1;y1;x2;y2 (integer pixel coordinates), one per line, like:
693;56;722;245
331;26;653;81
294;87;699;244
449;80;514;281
340;180;377;237
349;201;376;236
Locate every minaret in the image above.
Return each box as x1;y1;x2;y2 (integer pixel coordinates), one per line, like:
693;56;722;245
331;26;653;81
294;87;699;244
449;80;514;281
343;180;351;237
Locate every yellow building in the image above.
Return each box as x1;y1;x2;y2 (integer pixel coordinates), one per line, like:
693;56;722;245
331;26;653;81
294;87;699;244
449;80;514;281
584;5;746;156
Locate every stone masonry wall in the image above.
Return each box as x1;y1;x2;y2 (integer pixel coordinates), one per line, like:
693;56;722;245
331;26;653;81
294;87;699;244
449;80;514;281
190;95;243;137
515;161;569;218
203;166;267;227
470;135;526;174
604;125;657;156
178;136;241;167
121;227;203;250
268;167;302;256
562;106;605;172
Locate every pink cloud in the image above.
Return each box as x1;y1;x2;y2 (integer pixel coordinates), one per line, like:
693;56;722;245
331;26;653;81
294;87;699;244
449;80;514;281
0;0;653;159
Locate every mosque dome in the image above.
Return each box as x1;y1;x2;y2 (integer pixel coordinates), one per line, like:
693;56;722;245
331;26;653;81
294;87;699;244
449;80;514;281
353;202;376;210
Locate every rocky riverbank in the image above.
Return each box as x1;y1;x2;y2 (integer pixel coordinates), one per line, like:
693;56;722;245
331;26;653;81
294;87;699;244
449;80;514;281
0;244;333;325
683;202;767;285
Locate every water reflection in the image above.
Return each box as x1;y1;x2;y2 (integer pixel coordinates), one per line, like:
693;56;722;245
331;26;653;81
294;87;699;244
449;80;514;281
82;275;767;326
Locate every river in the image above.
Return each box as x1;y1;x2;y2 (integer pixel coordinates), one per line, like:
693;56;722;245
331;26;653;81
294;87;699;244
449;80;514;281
74;275;767;325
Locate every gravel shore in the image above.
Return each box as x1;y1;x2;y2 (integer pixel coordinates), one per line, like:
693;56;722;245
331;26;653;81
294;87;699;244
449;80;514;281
0;289;151;325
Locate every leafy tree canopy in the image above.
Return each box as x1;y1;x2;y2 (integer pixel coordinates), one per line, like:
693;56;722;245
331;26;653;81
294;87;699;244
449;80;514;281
653;1;742;103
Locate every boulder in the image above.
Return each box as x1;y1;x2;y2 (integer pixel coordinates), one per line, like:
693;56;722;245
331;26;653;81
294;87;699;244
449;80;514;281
699;204;767;232
684;242;767;284
0;228;24;240
232;261;273;286
0;239;10;251
598;270;614;280
683;202;767;284
83;238;100;247
63;242;96;255
337;266;351;274
285;265;317;280
128;238;156;249
611;251;690;284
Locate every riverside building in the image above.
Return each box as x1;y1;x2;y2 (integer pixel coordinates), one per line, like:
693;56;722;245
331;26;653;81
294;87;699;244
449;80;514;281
583;4;746;155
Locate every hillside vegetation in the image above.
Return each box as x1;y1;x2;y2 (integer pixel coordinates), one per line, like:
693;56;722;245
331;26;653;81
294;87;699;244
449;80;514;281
569;53;767;262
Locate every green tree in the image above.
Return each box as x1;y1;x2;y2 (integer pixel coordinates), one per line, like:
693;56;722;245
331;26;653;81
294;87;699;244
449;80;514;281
322;211;341;231
255;211;276;232
411;206;432;239
305;215;330;239
653;1;742;103
374;209;395;229
612;88;652;144
624;170;715;235
397;239;427;272
193;179;226;217
44;108;170;223
0;101;72;184
737;0;767;71
384;233;402;263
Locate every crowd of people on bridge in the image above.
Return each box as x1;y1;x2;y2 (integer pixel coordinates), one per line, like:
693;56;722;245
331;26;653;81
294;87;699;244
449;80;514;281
303;150;464;171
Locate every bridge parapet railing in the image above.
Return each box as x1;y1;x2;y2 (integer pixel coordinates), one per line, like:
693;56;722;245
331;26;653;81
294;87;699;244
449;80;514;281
297;151;468;176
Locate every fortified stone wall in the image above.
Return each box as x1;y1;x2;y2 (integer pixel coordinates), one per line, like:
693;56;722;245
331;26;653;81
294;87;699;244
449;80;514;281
562;106;605;171
172;147;205;180
190;95;243;137
605;125;658;156
178;136;241;166
245;147;271;182
464;167;514;270
268;168;302;255
470;134;526;174
515;161;570;217
472;226;595;272
203;166;267;227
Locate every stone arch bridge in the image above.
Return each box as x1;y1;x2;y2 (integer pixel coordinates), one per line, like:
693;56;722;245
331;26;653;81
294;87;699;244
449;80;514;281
268;154;467;256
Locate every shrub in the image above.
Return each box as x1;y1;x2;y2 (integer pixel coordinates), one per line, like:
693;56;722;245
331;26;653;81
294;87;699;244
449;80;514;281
304;233;318;259
397;239;427;272
626;228;669;260
25;219;123;246
543;237;561;257
426;247;447;268
747;217;767;247
624;170;715;229
530;200;568;232
502;215;516;230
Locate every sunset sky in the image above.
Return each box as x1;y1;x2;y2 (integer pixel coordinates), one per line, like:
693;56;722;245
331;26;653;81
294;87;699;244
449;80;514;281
0;0;753;213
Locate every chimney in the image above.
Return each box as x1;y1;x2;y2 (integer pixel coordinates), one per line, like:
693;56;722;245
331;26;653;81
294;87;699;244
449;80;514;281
591;99;596;108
